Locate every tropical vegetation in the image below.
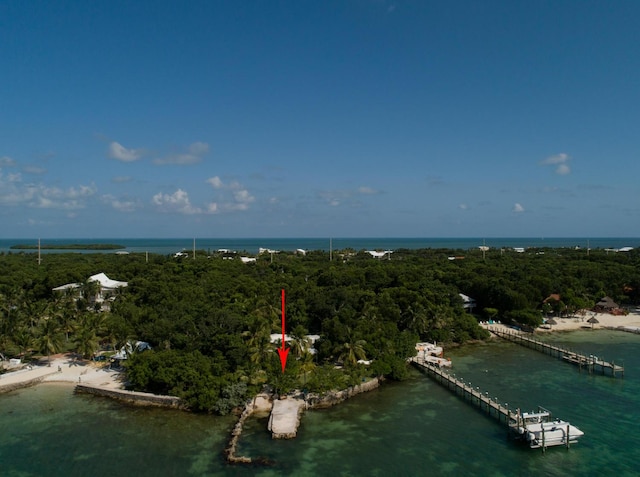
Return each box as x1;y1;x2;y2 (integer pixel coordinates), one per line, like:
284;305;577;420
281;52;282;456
1;245;639;413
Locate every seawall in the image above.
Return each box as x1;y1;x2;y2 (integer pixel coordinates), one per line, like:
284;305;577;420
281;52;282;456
75;384;184;408
0;372;57;394
306;377;381;409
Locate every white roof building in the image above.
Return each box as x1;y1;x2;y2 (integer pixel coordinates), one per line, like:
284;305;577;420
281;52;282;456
87;272;128;290
53;272;128;310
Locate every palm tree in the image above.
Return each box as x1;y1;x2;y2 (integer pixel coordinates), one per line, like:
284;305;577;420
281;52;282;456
25;300;50;333
248;333;274;369
338;329;367;366
0;290;22;353
56;289;79;343
35;318;63;365
13;326;34;358
74;323;99;359
402;304;430;337
243;314;275;377
298;351;316;387
288;325;311;358
74;312;106;359
250;297;281;333
79;279;101;310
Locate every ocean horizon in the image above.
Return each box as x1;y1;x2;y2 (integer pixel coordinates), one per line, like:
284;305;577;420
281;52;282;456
1;237;638;256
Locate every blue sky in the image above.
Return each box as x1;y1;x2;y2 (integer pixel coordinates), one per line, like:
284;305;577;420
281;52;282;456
1;1;639;238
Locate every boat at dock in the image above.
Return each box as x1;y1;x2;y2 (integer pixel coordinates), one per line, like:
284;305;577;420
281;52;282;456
511;407;584;449
410;352;585;451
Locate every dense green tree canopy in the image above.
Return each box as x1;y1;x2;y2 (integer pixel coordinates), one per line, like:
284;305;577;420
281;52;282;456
1;246;639;411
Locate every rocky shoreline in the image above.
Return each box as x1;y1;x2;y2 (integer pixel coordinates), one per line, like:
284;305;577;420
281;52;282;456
224;377;381;465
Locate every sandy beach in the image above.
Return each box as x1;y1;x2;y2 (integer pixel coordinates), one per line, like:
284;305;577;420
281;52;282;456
0;353;125;392
481;310;640;333
535;310;640;332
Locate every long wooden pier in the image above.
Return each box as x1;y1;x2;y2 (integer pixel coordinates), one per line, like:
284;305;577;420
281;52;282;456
411;356;516;425
487;326;624;378
410;357;577;450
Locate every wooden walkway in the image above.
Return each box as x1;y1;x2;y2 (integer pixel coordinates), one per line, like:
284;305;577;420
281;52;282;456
487;326;624;378
410;357;517;425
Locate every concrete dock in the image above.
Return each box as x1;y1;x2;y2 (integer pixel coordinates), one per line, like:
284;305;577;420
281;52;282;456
268;398;306;439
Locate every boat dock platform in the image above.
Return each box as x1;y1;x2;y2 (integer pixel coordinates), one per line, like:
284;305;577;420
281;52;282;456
410;357;582;450
487;326;624;378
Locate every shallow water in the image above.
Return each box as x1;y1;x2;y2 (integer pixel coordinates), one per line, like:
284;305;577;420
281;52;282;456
2;330;639;476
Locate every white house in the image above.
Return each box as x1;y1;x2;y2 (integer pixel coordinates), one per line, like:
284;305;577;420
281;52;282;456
53;272;128;310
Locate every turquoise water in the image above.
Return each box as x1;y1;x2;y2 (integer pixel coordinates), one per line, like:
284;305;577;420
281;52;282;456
1;330;639;476
1;237;638;255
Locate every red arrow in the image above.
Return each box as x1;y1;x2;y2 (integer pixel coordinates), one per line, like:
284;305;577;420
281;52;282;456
276;288;289;373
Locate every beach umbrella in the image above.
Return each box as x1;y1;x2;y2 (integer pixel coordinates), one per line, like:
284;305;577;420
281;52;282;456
587;316;599;329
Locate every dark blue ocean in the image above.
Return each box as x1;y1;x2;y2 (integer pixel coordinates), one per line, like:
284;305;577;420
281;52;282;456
1;237;638;255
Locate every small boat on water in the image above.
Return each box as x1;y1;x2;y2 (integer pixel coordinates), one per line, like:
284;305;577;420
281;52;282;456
511;407;584;449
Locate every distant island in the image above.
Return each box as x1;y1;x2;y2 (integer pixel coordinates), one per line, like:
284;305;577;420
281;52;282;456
10;243;126;250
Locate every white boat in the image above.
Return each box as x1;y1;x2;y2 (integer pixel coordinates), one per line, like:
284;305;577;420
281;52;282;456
511;408;584;448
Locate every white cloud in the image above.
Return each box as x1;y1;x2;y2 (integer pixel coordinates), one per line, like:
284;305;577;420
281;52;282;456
102;194;140;212
109;141;144;162
206;176;223;188
112;200;138;212
23;165;47;174
233;189;255;205
35;184;97;209
206;176;255;211
111;176;133;183
0;156;16;167
319;185;382;207
540;153;571;175
0;170;96;209
6;172;22;183
459;203;469;210
152;189;202;214
540;153;568;165
357;186;379;195
154;142;209;165
513;203;525;213
189;142;209;155
318;190;341;206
